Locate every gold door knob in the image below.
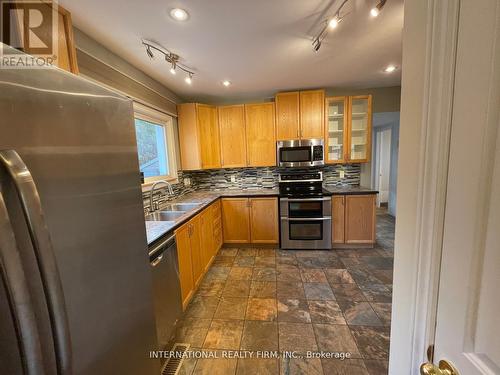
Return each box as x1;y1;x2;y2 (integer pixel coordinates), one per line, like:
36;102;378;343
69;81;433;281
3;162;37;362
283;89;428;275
420;360;459;375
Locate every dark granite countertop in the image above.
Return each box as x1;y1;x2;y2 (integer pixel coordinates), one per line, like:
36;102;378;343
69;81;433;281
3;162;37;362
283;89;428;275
323;186;379;195
145;187;377;245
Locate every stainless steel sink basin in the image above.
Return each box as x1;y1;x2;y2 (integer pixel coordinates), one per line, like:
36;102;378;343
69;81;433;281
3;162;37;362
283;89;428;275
164;203;202;212
145;211;186;222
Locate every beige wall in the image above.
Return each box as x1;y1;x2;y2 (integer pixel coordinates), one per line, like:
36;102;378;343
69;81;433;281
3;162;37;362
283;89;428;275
209;86;401;113
326;86;401;113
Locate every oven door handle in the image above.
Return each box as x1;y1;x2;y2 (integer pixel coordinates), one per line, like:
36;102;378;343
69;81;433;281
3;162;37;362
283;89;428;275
281;217;332;221
280;197;331;202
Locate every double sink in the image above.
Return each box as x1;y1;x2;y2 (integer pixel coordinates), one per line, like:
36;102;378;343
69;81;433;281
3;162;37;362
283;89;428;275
145;202;202;223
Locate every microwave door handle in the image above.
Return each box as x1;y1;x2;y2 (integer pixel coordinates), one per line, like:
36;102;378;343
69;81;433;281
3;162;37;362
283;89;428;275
0;150;72;375
0;190;45;375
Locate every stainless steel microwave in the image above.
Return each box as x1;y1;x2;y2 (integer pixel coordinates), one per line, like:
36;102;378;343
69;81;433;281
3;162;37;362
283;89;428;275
277;139;324;167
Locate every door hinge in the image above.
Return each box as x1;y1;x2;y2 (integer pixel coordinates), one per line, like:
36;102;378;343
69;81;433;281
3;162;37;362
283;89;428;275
427;345;435;363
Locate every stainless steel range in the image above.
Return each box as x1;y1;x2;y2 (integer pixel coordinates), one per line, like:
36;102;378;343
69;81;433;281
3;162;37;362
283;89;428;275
279;171;332;249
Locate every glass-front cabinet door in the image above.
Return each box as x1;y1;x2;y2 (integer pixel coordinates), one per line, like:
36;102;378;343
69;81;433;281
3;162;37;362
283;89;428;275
325;96;348;163
347;95;372;163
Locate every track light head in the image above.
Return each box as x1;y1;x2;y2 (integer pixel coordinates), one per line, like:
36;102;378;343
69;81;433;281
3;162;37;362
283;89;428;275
370;0;386;17
185;73;193;85
146;45;154;59
313;39;322;52
328;14;342;29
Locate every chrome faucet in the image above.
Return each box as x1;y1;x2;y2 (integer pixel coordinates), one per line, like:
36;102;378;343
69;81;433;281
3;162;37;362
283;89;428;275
149;180;174;212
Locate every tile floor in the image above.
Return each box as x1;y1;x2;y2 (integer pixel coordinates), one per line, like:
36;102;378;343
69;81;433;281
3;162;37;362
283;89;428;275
171;210;395;375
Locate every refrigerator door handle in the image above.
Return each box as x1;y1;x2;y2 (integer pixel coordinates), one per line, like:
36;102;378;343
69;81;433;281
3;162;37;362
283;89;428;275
0;150;72;375
0;190;45;375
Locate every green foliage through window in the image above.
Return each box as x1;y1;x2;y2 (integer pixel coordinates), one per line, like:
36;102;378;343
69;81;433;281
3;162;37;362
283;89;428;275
135;118;169;178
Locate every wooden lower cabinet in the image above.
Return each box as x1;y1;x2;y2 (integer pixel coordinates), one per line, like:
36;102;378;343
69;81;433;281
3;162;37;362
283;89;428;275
332;196;345;244
222;197;278;244
174;201;223;310
174;222;194;309
199;208;215;271
249;198;279;244
332;194;376;247
222;198;251;243
212;200;223;254
189;216;203;287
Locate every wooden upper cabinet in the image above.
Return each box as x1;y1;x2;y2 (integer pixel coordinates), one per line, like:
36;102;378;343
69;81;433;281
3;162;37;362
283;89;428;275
198;104;221;169
325;96;349;164
54;5;79;74
345;195;376;244
221;198;250;243
245;103;276;167
276;90;325;141
249;198;279;244
347;95;372;163
325;95;372;164
218;105;247;167
178;103;221;170
300;90;325;139
275;92;300;140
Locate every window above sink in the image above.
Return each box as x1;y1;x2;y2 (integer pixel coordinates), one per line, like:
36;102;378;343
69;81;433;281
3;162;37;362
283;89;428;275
134;102;178;186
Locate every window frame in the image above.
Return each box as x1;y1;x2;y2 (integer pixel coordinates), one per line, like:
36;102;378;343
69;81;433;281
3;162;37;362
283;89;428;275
133;102;178;186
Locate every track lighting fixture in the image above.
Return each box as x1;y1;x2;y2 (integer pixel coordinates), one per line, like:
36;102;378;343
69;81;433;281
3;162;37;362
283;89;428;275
312;39;322;53
142;40;195;84
370;0;387;17
312;0;349;52
312;0;389;52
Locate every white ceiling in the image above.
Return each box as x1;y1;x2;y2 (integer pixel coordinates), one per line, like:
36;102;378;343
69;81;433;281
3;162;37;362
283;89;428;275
60;0;404;102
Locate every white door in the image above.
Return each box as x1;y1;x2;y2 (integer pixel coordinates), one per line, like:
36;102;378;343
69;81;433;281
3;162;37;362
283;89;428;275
427;0;500;373
377;128;391;205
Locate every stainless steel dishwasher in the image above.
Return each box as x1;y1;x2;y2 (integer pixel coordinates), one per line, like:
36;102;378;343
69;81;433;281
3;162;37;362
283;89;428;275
149;234;183;357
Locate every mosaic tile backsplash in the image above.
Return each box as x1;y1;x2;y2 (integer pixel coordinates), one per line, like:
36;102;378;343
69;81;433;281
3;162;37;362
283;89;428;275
142;164;360;210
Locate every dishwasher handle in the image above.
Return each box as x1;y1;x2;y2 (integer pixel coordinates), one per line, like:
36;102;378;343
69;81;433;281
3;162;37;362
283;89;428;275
150;254;164;267
148;234;175;258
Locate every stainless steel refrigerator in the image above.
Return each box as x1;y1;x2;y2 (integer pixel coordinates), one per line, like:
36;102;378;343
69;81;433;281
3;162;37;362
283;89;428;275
0;45;160;375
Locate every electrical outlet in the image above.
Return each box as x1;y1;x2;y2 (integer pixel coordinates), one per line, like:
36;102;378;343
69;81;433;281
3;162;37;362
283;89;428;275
183;178;191;186
339;170;345;178
230;175;237;183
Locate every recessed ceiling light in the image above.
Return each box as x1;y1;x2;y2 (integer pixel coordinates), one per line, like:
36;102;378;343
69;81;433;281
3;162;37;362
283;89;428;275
222;80;231;87
170;8;189;21
384;65;397;73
